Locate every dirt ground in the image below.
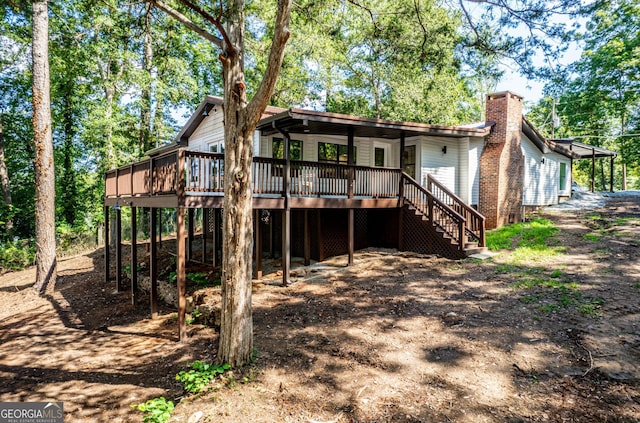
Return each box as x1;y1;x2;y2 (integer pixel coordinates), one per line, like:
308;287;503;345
0;194;639;422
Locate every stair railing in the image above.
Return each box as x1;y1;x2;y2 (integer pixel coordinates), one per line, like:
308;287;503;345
425;174;486;247
401;173;466;250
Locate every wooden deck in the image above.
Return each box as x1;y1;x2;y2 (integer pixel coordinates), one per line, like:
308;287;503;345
104;148;485;251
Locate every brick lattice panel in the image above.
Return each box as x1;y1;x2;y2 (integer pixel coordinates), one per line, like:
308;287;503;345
401;206;465;259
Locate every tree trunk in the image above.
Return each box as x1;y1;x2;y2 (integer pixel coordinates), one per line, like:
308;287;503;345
218;0;254;367
32;0;57;295
0;116;14;239
140;2;154;154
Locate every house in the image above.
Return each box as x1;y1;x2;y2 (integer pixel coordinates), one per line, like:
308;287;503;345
103;90;615;330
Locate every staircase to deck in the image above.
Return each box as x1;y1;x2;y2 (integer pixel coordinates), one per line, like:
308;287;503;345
400;173;486;258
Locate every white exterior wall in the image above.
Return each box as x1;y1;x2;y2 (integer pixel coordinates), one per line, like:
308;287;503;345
469;137;484;205
419;136;459;194
187;108;225;151
521;135;571;206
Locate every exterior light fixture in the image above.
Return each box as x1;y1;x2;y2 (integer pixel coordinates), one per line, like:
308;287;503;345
113;199;121;211
442;146;447;154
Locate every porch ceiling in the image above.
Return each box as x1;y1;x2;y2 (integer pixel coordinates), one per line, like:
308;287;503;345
257;109;492;140
552;139;618;159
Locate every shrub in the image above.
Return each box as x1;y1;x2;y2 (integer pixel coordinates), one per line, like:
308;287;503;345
0;240;35;272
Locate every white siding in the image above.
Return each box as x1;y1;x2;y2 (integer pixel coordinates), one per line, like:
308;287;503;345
420;136;459;194
469;137;484;205
521;136;570;206
187;108;224;151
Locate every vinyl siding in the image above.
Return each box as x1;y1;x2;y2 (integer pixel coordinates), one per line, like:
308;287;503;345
521;135;570;206
187;108;224;151
420;136;459;194
469;137;484;205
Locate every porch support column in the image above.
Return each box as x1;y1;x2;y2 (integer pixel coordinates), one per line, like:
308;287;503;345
255;209;262;279
347;126;355;198
131;205;138;305
187;208;194;261
348;209;354;266
610;156;615;193
276;122;292;287
202;208;209;264
177;207;187;341
104;206;110;283
398;131;406;251
304;210;310;266
622;163;627;190
212;208;218;268
399;131;406;171
158;208;162;249
150;207;158;318
591;147;596;193
116;207;123;292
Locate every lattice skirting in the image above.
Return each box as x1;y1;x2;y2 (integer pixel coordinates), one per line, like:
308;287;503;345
400;206;465;259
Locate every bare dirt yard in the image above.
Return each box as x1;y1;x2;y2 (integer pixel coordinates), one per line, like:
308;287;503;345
1;193;639;422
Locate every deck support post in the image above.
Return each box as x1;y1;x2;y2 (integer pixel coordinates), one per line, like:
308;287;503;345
116;207;123;292
202;208;209;264
591;147;596;192
212;208;218;268
282;209;290;286
158;208;162;249
255;209;262;279
610;156;615;193
398;132;406;251
187;208;194;261
104;206;110;283
131;206;138;305
347;126;354;198
150;207;158;318
304;210;310;266
177;206;187;341
279;126;292;287
622;163;627;190
348;209;354;266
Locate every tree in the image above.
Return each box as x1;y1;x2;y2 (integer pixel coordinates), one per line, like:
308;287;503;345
147;0;292;366
0;117;13;239
32;0;57;294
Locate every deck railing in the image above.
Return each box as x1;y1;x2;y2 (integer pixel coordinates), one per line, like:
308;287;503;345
104;149;484;250
105;150;402;199
425;174;486;246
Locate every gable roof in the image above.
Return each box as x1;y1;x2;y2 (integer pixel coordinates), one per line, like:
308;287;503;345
522;117;578;159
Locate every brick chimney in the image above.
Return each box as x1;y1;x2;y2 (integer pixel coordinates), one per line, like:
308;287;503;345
478;91;525;229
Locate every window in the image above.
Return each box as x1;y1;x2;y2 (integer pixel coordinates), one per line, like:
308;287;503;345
559;162;567;191
272;138;302;177
403;145;416;179
374;147;385;167
318;142;355;165
208;142;224;153
272;138;302;160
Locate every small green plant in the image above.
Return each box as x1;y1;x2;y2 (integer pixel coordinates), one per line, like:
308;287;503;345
0;240;36;272
187;272;209;286
132;397;174;423
550;269;563;278
633;283;640;290
583;233;601;242
168;271;177;284
176;360;231;394
186;309;202;325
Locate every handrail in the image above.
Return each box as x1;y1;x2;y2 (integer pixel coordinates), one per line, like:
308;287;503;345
425;174;485;247
401;173;467;249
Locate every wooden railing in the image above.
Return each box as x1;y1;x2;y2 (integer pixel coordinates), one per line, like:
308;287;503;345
425;174;486;246
105;150;402;199
402;174;466;249
103;150;484;250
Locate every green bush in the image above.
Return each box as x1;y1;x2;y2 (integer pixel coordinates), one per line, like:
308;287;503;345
0;240;35;272
176;360;231;394
132;397;174;423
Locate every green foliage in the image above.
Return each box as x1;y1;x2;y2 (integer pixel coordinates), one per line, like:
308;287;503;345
583;233;602;242
486;218;559;251
132;397;174;423
0;240;35;272
176;361;231;394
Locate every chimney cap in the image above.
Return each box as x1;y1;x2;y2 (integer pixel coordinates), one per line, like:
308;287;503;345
486;91;524;101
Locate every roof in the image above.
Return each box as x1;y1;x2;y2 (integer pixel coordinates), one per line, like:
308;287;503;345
552;139;618;159
257;108;493;139
522;117;578;159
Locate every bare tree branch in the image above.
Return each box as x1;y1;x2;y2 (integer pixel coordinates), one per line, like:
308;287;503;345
176;0;237;54
147;0;224;48
245;0;292;127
